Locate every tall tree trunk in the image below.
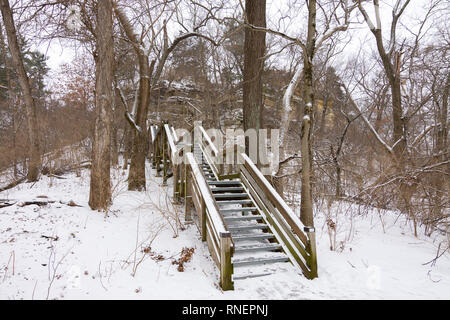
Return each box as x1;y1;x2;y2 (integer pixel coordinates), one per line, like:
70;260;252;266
113;3;151;191
127;56;151;191
1;0;41;181
0;22;17;177
111;106;119;167
89;0;114;210
243;0;266;159
429;72;449;235
123;125;131;170
300;0;316;228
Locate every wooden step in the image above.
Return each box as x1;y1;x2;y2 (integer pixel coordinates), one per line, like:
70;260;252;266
214;193;249;199
232;234;274;241
220;207;258;214
211;187;245;192
224;215;263;221
234;243;282;253
232;256;289;267
216;200;254;205
208;181;241;186
228;224;268;231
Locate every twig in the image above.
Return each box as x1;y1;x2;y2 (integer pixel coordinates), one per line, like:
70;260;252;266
2;250;15;282
98;261;108;291
32;280;38;300
46;246;72;300
422;243;448;267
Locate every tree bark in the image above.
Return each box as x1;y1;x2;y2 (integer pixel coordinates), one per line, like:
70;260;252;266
113;3;151;191
243;0;266;158
299;0;316;228
89;0;114;210
0;21;17;177
127;55;151;191
1;0;41;181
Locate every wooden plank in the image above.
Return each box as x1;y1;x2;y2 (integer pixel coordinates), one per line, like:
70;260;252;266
184;164;192;221
186;153;228;235
205;213;221;266
240;169;312;277
240;167;309;259
206;226;220;267
241;155;308;246
199;126;218;156
220;232;234;290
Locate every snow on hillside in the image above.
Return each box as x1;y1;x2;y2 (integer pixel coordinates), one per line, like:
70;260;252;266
0;162;449;300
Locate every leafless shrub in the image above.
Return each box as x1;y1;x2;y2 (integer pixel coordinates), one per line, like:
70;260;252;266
147;185;185;238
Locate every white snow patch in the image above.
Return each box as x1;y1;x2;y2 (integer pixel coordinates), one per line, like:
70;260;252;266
0;160;448;299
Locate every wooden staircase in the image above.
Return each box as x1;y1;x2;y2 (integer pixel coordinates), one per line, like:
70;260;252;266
150;122;318;290
194;143;291;280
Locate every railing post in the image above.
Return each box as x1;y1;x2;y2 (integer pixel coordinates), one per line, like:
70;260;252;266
220;232;234;291
162;123;168;185
305;226;318;279
156;128;162;177
184;163;192;222
201;199;206;241
173;163;179;202
151;126;157;169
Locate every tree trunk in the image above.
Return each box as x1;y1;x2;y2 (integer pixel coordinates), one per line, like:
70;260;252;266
429;72;449;234
123;125;130;170
89;0;114;210
127;56;151;191
0;22;17;177
1;0;41;181
299;0;316;228
111;109;119;167
243;0;266;158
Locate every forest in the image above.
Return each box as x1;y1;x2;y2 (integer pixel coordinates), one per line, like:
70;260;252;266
0;0;448;300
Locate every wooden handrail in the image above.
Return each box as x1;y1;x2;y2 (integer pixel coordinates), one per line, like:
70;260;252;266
239;152;318;279
164;124;177;160
241;153;309;244
186;153;228;235
185;152;234;290
199;126;218;157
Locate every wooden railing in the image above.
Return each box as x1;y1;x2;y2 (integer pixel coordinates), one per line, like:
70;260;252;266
195;125;242;180
195;125;220;179
184;152;234;290
150;124;163;177
150;121;318;288
239;153;318;279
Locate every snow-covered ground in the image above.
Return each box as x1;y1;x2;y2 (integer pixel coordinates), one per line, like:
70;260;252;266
0;163;449;300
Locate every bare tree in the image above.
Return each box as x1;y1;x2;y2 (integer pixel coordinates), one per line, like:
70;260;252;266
1;0;41;181
113;0;217;191
243;0;265;156
89;0;114;210
357;0;410;157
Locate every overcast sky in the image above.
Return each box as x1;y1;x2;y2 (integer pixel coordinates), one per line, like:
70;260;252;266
33;0;442;86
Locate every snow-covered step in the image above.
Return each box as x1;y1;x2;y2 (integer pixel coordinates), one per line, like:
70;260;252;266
224;215;263;221
221;207;257;214
232;233;275;241
234;243;282;253
232;256;289;267
214;193;249;199
216;199;253;205
228;224;268;232
208;181;242;186
211;187;245;192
